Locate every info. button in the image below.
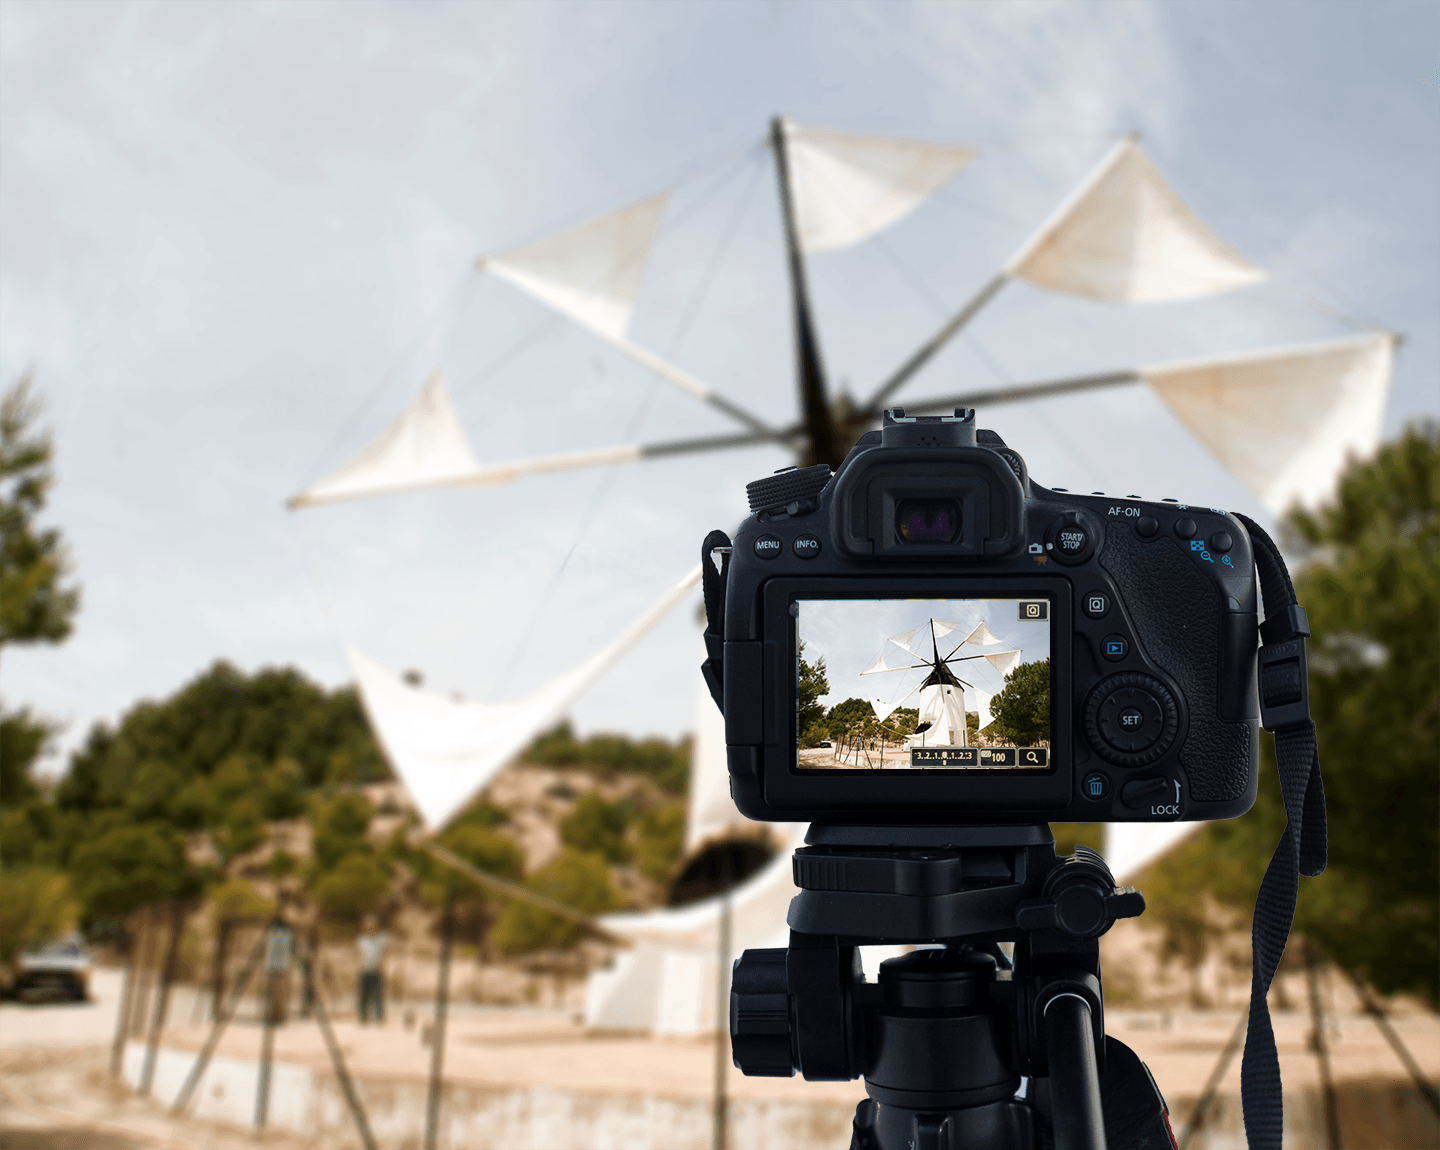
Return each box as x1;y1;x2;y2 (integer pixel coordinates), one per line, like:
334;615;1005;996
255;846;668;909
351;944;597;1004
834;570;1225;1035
792;534;821;559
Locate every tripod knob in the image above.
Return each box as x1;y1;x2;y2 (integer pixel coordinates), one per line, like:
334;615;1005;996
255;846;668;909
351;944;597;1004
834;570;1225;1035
730;948;796;1077
1015;846;1145;939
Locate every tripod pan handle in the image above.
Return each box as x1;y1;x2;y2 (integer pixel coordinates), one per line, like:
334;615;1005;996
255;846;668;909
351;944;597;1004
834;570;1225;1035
1044;992;1107;1150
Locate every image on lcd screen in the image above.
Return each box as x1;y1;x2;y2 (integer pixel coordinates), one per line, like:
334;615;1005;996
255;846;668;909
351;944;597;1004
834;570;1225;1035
796;598;1051;769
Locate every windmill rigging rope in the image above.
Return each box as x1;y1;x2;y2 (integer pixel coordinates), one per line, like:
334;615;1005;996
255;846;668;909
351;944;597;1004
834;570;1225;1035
485;147;770;698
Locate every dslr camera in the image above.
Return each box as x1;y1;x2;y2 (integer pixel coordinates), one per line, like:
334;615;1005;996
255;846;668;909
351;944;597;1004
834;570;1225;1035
701;408;1272;1149
715;407;1259;826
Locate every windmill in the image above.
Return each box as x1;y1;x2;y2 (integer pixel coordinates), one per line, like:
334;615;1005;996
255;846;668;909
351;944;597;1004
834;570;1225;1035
860;619;1024;751
287;115;1399;1032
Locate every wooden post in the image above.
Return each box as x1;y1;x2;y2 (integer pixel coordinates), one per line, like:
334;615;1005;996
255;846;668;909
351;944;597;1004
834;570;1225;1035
210;917;231;1022
425;874;456;1150
172;932;267;1114
254;920;291;1131
138;900;185;1096
711;891;732;1150
109;915;141;1078
128;907;158;1038
300;949;378;1150
1305;939;1342;1150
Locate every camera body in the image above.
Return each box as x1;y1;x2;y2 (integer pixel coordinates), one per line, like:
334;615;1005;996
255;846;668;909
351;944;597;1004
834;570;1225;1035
719;409;1260;825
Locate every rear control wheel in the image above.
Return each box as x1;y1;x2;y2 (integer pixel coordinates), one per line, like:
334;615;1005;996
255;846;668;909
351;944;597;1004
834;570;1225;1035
1084;673;1179;768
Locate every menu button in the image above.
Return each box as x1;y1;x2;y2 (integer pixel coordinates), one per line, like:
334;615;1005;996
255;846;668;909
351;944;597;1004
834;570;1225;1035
753;535;782;559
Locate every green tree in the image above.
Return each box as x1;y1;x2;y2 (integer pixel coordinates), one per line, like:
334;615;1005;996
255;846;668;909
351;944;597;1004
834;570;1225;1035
0;376;83;958
0;374;81;656
419;823;526;946
491;848;625;954
311;853;391;923
55;662;387;816
310;791;374;871
798;642;829;746
0;867;77;969
634;802;687;884
68;821;192;921
987;658;1050;745
559;791;634;863
521;722;691;795
1142;425;1439;1003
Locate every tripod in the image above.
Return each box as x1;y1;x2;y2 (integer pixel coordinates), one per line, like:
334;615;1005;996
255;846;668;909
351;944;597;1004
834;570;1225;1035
730;825;1175;1150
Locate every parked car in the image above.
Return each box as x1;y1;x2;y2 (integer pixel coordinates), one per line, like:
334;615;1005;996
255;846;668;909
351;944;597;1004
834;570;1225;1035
14;936;92;1002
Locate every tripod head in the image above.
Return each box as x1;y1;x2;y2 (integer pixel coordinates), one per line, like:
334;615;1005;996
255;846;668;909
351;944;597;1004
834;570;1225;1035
730;825;1158;1150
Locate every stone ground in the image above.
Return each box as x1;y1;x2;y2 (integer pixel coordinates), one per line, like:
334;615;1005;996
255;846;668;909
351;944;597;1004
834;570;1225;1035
2;969;1437;1149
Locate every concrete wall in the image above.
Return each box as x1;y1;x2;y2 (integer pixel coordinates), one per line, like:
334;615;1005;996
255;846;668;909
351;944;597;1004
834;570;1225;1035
123;1042;1438;1150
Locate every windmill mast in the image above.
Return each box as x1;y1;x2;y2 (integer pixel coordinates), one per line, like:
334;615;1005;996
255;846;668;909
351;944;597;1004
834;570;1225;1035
769;116;841;468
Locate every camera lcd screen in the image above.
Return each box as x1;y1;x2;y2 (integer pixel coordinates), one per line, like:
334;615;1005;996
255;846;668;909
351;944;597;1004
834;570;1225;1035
796;597;1052;769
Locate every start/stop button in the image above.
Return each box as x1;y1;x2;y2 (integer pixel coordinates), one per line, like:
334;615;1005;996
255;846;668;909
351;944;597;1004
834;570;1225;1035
1045;511;1097;566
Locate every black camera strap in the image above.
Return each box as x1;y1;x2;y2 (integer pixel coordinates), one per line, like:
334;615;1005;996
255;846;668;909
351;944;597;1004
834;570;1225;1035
700;518;1324;1150
1234;512;1327;1150
700;529;733;711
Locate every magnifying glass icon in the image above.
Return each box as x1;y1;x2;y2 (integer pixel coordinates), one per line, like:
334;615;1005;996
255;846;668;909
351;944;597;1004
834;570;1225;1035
1025;751;1038;763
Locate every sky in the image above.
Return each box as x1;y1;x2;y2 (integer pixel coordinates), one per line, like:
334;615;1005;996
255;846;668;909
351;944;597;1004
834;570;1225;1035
3;0;1436;776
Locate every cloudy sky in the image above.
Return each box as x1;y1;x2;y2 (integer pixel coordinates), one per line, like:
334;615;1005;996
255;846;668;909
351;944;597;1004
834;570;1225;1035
3;1;1436;774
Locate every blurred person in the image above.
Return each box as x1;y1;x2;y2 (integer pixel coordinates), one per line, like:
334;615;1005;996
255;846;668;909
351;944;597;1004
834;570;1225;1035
357;916;387;1024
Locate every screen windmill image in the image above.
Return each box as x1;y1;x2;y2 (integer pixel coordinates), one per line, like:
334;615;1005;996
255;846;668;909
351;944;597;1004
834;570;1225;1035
796;598;1051;769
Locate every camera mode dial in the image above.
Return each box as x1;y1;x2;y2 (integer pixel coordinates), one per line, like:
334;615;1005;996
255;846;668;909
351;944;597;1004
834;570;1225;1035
1084;673;1179;768
747;464;832;515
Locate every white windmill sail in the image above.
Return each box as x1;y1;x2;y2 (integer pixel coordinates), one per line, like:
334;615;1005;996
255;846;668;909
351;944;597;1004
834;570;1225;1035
783;119;977;253
869;697;904;726
288;371;479;509
350;565;702;829
483;193;670;341
968;687;997;734
962;622;1003;646
1004;136;1265;303
1142;332;1397;513
585;823;809;1034
984;649;1022;677
480;193;767;426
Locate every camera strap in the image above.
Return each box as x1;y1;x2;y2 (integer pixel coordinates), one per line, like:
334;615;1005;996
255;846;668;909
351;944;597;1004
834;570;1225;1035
1234;512;1327;1150
700;529;733;711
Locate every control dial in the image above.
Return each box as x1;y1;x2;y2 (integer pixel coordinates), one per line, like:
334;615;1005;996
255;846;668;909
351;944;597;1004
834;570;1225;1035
746;464;832;514
1083;673;1179;768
